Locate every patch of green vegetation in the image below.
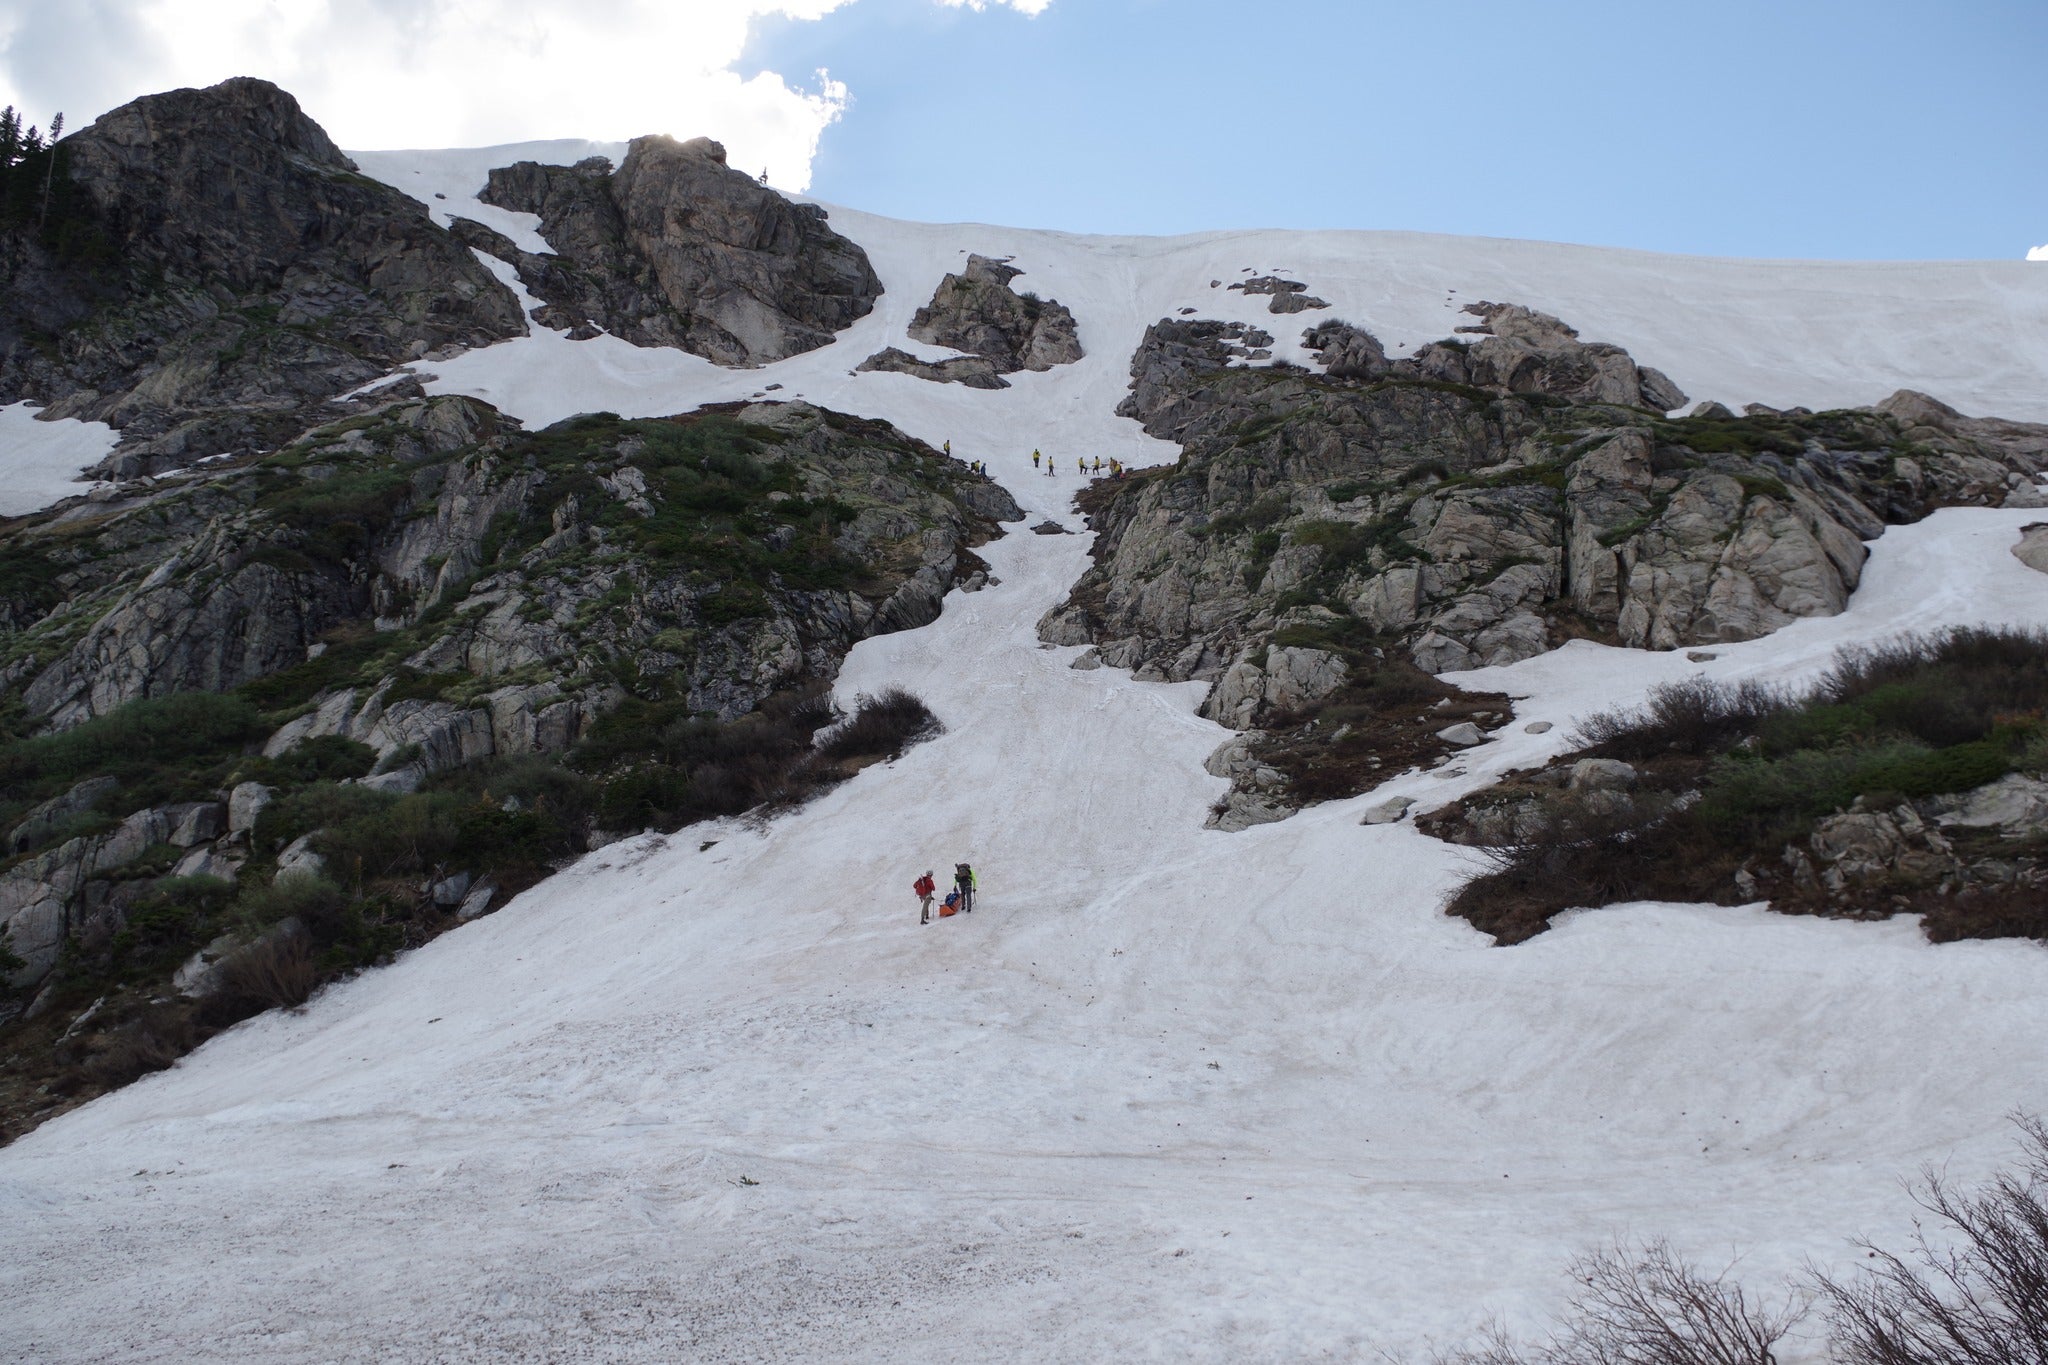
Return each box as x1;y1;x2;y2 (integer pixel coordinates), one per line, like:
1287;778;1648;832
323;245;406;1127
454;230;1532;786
1205;492;1291;538
104;876;238;983
694;581;770;626
1287;519;1383;577
233;628;397;714
238;735;378;787
1653;414;1807;458
1733;472;1792;503
381;668;470;706
1269;614;1383;660
244;545;317;575
0;693;268;816
0;540;67;615
1448;625;2048;944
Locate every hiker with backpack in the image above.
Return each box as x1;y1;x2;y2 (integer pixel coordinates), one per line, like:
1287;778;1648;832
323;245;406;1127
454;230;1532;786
913;869;937;925
954;862;976;914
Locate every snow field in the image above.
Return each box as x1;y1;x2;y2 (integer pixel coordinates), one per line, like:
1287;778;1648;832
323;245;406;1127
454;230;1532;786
0;402;115;517
2;146;2048;1360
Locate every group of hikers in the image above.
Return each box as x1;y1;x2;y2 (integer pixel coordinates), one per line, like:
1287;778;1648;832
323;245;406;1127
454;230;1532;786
944;439;1125;480
1031;449;1126;479
943;441;999;477
912;863;977;924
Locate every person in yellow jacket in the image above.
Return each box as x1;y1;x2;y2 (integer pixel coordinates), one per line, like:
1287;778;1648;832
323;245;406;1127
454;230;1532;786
1031;449;1041;469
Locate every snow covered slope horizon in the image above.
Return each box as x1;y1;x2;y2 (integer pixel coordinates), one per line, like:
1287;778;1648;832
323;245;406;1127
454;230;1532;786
4;143;2048;1362
8;138;2047;520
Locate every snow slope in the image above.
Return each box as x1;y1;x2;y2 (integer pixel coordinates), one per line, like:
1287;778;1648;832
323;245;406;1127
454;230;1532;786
0;402;115;517
4;147;2048;1362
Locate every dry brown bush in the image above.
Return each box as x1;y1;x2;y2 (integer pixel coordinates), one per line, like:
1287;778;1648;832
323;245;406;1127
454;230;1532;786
83;1007;197;1088
1816;1113;2048;1365
215;930;317;1013
1435;1240;1804;1365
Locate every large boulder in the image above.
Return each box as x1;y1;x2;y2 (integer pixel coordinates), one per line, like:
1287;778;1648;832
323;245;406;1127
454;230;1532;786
1420;302;1688;411
477;137;882;365
884;254;1083;384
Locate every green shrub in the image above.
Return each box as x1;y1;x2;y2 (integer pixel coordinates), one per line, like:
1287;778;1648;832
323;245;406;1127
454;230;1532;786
107;876;237;979
1287;519;1380;576
1456;626;2048;943
1208;492;1290;537
254;782;397;853
817;689;942;766
235;873;349;932
259;465;412;533
257;735;379;785
0;693;266;793
312;794;466;884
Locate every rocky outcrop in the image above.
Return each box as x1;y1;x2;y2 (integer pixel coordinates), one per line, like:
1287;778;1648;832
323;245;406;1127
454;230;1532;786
18;395;500;729
1047;309;2048;827
261;679;599;787
23;547;363;730
1300;321;1388;380
8;394;1019;734
1;803;225;987
1228;275;1329;314
474;137;882;365
858;255;1081;388
1055;310;2048;707
1114;318;1274;436
6;777;119;855
1758;779;2048;916
0;78;524;476
2014;524;2048;574
854;347;1007;390
1202;734;1294;831
1422;302;1687;411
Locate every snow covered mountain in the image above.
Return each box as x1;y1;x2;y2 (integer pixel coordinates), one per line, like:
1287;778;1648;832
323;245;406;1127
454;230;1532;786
3;107;2048;1361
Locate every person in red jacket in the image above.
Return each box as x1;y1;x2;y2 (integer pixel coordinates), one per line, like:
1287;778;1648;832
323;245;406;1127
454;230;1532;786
913;870;937;925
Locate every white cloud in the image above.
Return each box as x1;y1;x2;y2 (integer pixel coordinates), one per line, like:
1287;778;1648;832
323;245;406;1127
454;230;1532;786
938;0;1055;14
0;0;865;188
2029;245;2048;262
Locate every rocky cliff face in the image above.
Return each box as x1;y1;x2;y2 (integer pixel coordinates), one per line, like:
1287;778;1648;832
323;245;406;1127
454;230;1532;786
0;386;1017;1131
0;78;525;477
1042;307;2048;823
8;394;1017;738
468;136;882;364
857;254;1082;388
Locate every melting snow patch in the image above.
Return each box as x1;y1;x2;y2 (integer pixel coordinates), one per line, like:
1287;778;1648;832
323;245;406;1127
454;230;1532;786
0;402;117;515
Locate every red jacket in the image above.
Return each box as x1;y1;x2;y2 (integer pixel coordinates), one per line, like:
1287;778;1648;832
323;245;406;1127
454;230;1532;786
913;874;936;898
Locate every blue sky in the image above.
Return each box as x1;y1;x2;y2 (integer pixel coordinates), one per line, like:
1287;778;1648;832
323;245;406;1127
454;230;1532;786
0;0;2039;260
744;0;2046;259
